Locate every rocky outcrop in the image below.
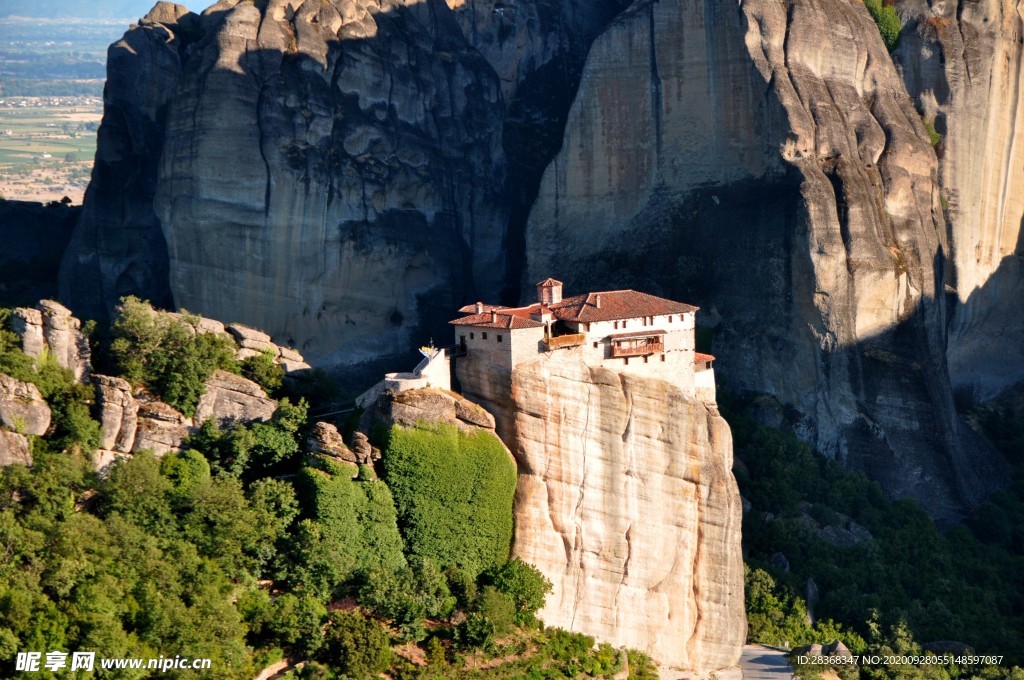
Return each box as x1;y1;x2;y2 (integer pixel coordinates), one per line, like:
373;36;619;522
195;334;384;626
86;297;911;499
60;0;634;378
360;387;497;435
93;374;138;453
521;0;1004;520
0;430;32;468
0;374;51;436
193;370;276;427
11;300;92;381
892;0;1024;402
58;3;200;319
150;0;509;376
458;353;744;673
133;398;190;456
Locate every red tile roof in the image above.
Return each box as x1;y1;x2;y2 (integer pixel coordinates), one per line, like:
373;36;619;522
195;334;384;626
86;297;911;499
550;290;697;323
451;287;697;329
449;312;544;329
457;302;509;314
694;352;715;363
536;277;563;287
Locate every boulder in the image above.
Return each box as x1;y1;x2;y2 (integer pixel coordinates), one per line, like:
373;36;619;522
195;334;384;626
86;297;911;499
226;323;272;345
363;389;495;436
0;373;51;436
349;431;379;464
10;308;45;357
93;374;138;453
0;430;31;467
307;422;359;465
11;301;92;381
823;641;853;659
193;370;276;427
133;399;190;456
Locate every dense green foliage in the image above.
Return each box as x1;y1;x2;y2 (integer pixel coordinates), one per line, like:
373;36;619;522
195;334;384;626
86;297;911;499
3;311;608;679
321;610;392;679
292;457;407;600
109;297;239;416
187;397;308;480
242;350;285;395
382;421;517;578
863;0;902;52
0;450;295;679
722;390;1024;678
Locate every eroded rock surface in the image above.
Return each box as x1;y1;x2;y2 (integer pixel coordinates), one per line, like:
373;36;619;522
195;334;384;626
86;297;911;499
893;0;1024;402
459;353;744;673
0;430;31;468
58;3;199;318
521;0;1004;520
133;398;190;456
0;373;51;436
94;374;138;453
11;300;92;381
193;370;276;427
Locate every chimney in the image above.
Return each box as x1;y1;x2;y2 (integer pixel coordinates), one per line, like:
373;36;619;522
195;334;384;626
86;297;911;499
536;278;563;305
491;310;497;323
595;294;602;309
475;301;483;314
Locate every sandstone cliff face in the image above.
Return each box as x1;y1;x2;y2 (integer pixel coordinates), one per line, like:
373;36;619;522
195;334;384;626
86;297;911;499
150;0;509;375
62;0;630;377
521;0;1005;520
458;353;744;673
59;3;199;319
893;0;1024;402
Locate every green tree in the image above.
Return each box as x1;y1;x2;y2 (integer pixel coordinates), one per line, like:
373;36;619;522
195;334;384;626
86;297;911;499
486;558;552;627
241;350;284;394
320;610;392;679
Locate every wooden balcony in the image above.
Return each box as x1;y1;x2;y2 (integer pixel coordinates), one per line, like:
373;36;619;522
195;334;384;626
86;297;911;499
610;338;664;358
544;333;586;350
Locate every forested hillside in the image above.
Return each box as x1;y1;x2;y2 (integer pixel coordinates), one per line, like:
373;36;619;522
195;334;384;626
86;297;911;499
0;299;659;679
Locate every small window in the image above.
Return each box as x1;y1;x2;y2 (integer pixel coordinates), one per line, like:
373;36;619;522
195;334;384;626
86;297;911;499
643;355;649;363
668;316;673;323
470;332;475;339
624;357;629;365
613;321;619;329
497;334;503;343
661;355;666;362
482;332;488;340
460;335;466;343
593;342;598;348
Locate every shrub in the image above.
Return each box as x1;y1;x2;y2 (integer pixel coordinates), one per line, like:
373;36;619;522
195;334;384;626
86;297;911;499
922;118;942;147
485;558;552;627
241;350;284;395
109;297;238;416
475;586;516;637
382;422;517;578
863;0;902;52
320;610;392;679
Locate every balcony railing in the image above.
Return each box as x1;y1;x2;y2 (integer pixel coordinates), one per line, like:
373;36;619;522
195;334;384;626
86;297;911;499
544;333;586;350
610;340;664;358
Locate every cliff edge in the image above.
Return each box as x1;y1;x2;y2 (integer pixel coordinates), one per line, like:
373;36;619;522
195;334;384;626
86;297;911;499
458;350;745;673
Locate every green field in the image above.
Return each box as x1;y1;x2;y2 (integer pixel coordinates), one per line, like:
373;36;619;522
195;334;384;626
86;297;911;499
0;104;100;163
0;100;100;202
